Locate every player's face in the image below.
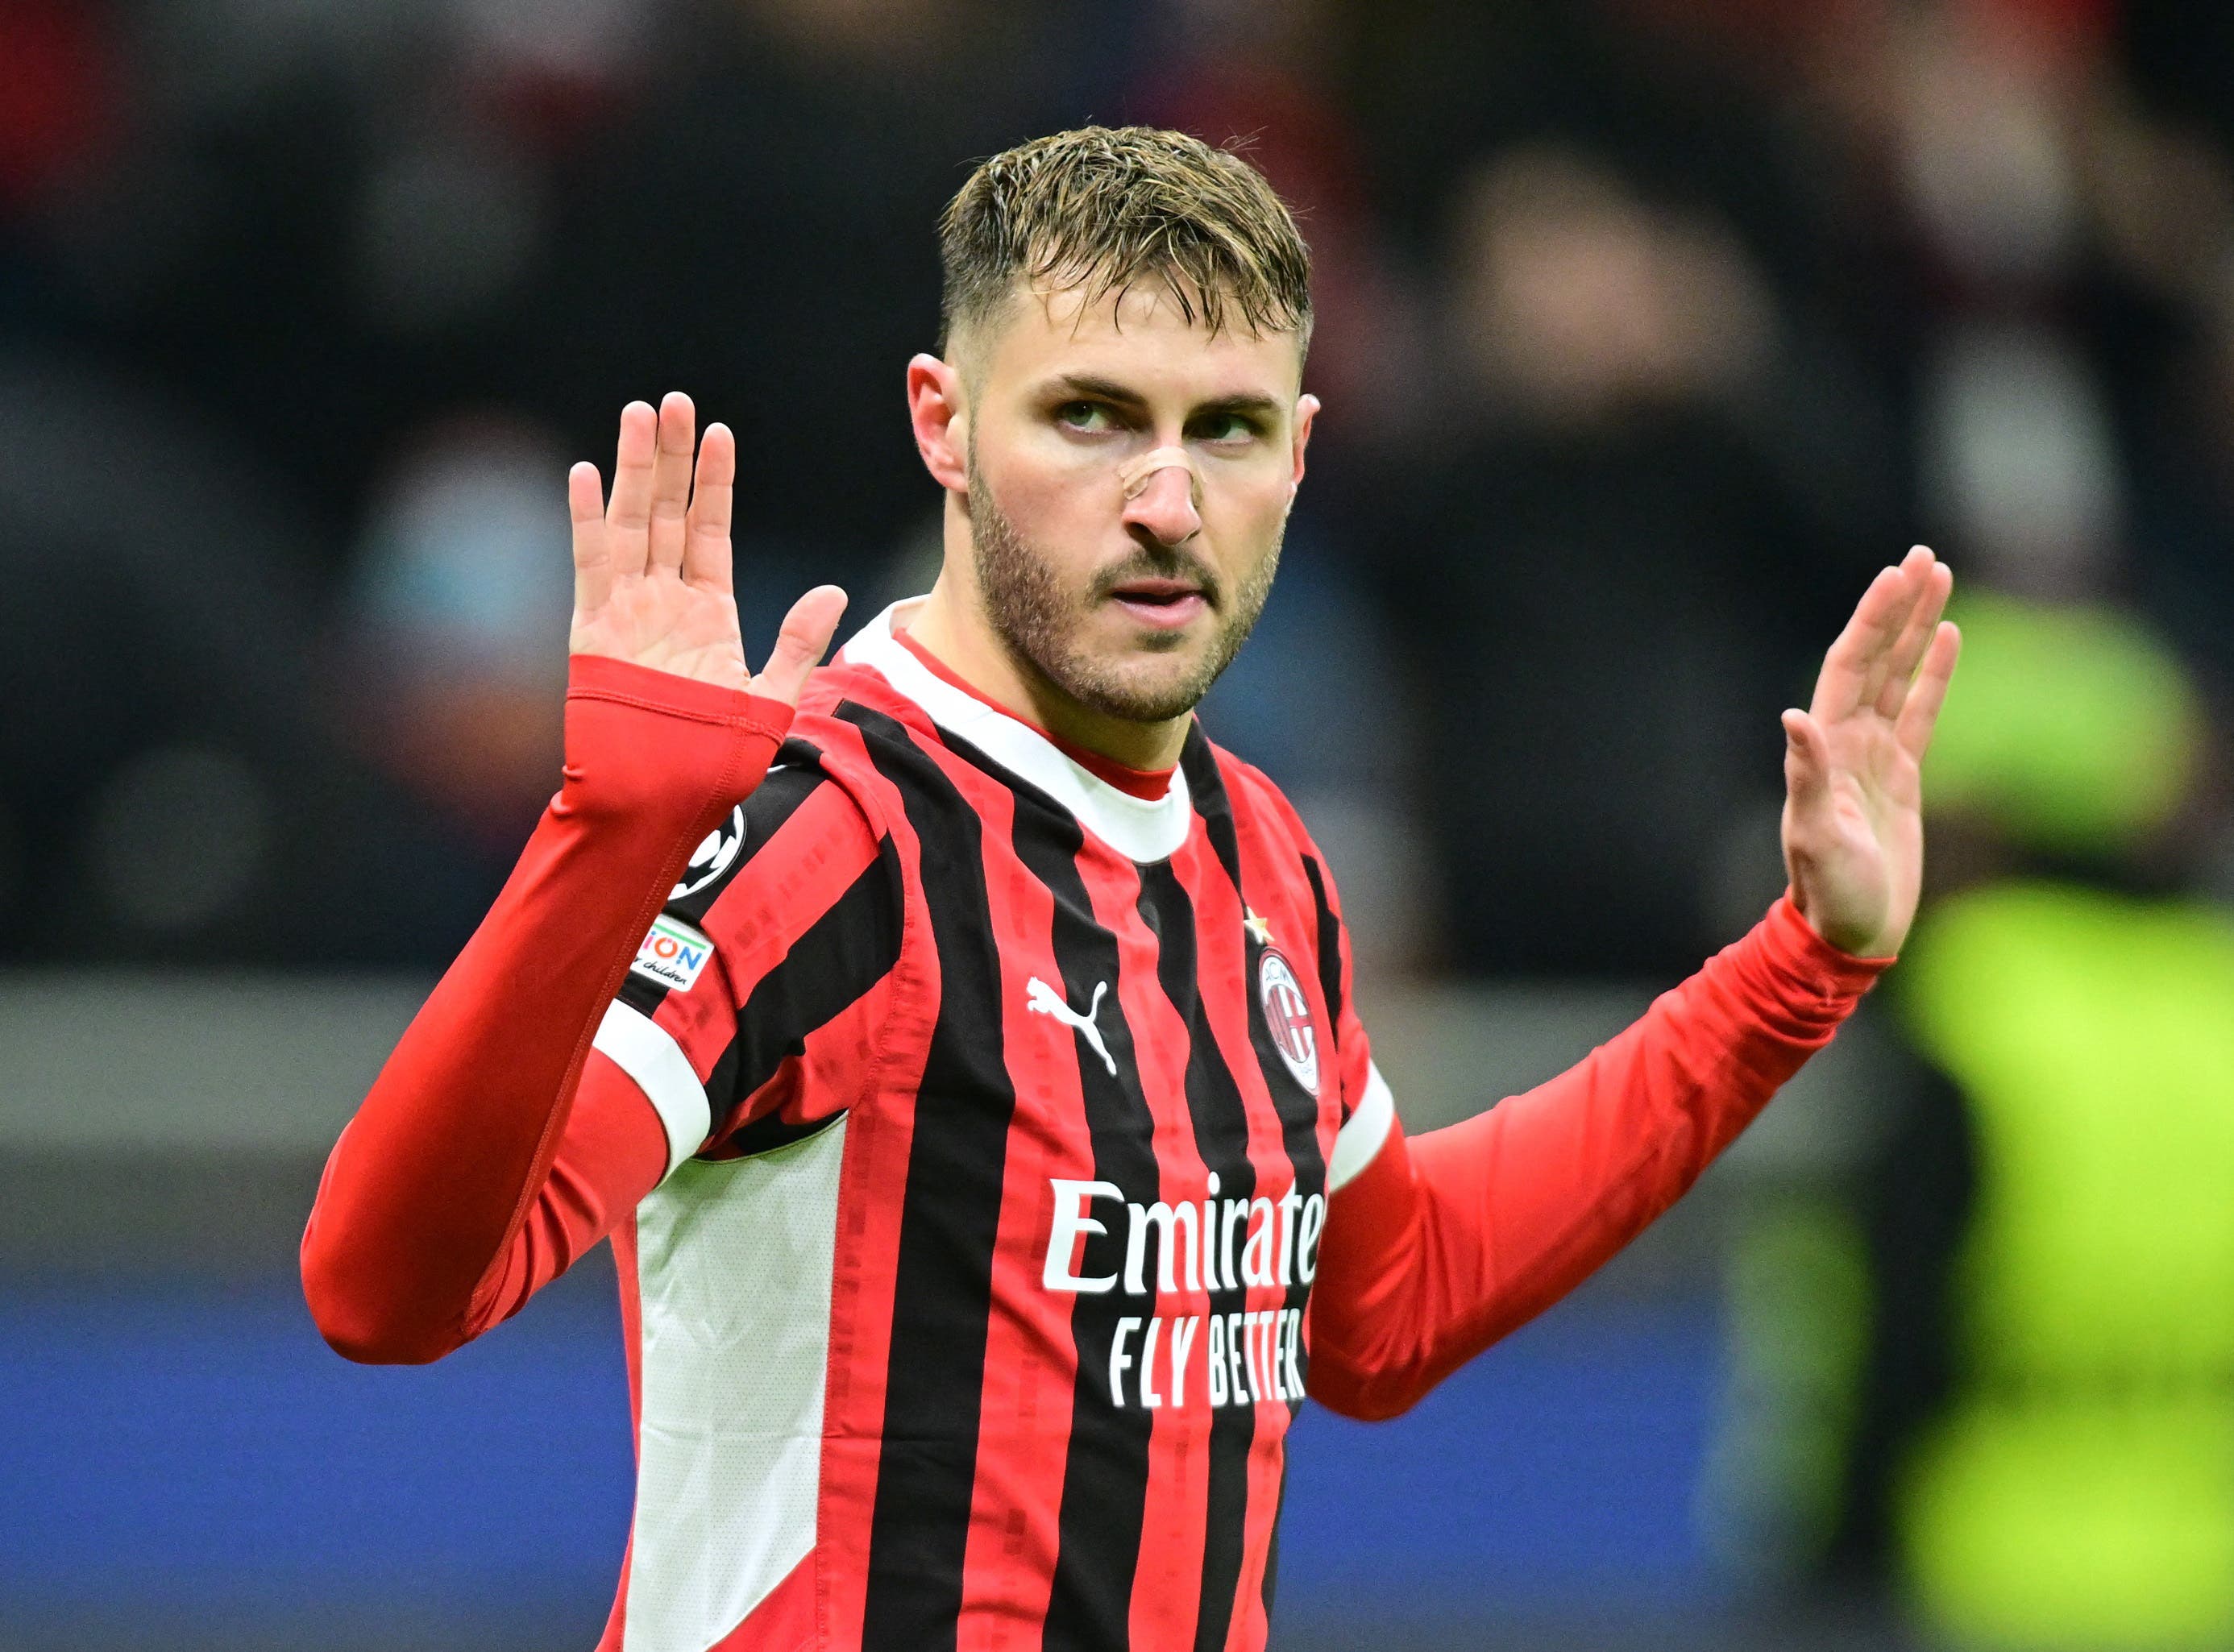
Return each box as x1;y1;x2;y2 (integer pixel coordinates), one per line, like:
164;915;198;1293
961;282;1315;724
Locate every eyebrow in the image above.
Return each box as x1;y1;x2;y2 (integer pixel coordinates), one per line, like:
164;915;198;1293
1048;373;1284;421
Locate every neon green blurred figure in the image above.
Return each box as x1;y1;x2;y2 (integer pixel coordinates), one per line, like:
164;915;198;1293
1891;594;2234;1648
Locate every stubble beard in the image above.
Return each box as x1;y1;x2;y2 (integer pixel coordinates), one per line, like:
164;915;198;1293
965;459;1281;725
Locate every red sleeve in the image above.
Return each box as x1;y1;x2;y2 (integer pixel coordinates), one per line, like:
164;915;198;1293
299;655;793;1364
459;1052;672;1339
1305;894;1890;1421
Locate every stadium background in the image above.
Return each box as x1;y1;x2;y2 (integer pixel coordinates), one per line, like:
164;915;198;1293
3;0;2232;1646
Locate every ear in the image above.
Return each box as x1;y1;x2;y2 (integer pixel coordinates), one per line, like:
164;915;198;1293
907;354;970;494
1288;393;1321;498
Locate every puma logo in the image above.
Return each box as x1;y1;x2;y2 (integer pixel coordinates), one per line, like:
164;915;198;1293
1026;977;1118;1077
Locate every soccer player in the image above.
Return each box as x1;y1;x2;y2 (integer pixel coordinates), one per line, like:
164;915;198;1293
301;127;1960;1651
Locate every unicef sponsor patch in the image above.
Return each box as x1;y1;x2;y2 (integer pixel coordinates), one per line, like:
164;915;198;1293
631;915;715;992
1256;948;1320;1097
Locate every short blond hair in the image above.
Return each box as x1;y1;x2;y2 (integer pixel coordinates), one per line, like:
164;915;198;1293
938;127;1313;356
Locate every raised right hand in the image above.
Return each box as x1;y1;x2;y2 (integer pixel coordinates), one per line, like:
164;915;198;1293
568;392;846;705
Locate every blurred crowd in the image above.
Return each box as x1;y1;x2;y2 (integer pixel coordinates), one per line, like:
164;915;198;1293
6;0;2234;1642
2;0;2230;973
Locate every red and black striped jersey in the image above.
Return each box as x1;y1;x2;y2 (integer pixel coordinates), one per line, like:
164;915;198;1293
588;599;1387;1652
303;595;1889;1652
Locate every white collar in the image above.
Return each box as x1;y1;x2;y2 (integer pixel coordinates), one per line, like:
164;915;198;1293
837;597;1197;864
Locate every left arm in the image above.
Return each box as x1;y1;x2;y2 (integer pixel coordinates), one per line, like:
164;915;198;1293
1309;897;1883;1420
1307;548;1959;1420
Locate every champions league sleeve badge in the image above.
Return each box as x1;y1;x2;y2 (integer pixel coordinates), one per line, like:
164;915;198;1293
672;804;747;901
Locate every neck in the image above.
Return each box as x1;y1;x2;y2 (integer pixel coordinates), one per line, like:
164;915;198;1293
904;577;1194;773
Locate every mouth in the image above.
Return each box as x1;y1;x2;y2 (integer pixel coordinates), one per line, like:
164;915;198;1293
1106;575;1210;631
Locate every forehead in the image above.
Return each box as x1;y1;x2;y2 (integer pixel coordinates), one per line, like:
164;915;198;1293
970;279;1304;400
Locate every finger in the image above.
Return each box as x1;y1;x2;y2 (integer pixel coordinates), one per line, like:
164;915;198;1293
1811;564;1909;722
568;461;610;613
1783;708;1833;819
1853;549;1935;713
605;401;658;579
683;421;736;593
1895;621;1962;762
646;391;696;575
1873;556;1953;717
751;584;849;708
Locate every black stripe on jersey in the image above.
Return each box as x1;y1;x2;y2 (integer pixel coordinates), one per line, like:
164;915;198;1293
714;1107;845;1158
617;758;831;1019
993;753;1162;1652
1182;735;1332;1625
1246;915;1328;1388
699;837;903;1150
616;964;676;1019
845;705;1016;1652
669;754;825;925
1136;856;1260;1652
1185;743;1328;1206
1301;854;1344;1061
1180;730;1245;889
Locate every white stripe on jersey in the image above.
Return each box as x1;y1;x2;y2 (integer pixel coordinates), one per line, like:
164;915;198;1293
1326;1061;1396;1193
625;1119;845;1650
594;1000;713;1179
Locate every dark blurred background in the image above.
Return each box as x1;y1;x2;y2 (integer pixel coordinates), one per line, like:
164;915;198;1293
5;0;2234;1646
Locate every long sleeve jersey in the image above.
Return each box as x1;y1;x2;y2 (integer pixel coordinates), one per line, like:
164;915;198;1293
301;598;1888;1652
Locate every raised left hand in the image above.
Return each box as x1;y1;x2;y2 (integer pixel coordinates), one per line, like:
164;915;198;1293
1781;545;1962;957
568;392;846;702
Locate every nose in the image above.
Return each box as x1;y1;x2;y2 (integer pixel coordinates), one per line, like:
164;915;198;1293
1121;459;1202;548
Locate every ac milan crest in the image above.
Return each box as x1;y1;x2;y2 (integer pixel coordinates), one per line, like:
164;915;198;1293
1256;948;1320;1097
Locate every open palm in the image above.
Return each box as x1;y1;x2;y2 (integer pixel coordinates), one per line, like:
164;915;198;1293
1780;546;1962;958
567;392;845;703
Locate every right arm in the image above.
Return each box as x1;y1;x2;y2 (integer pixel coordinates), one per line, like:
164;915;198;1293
1306;551;1956;1417
300;395;846;1363
1306;897;1887;1420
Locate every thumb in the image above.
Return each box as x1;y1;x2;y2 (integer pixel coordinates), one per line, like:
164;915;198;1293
752;584;849;708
